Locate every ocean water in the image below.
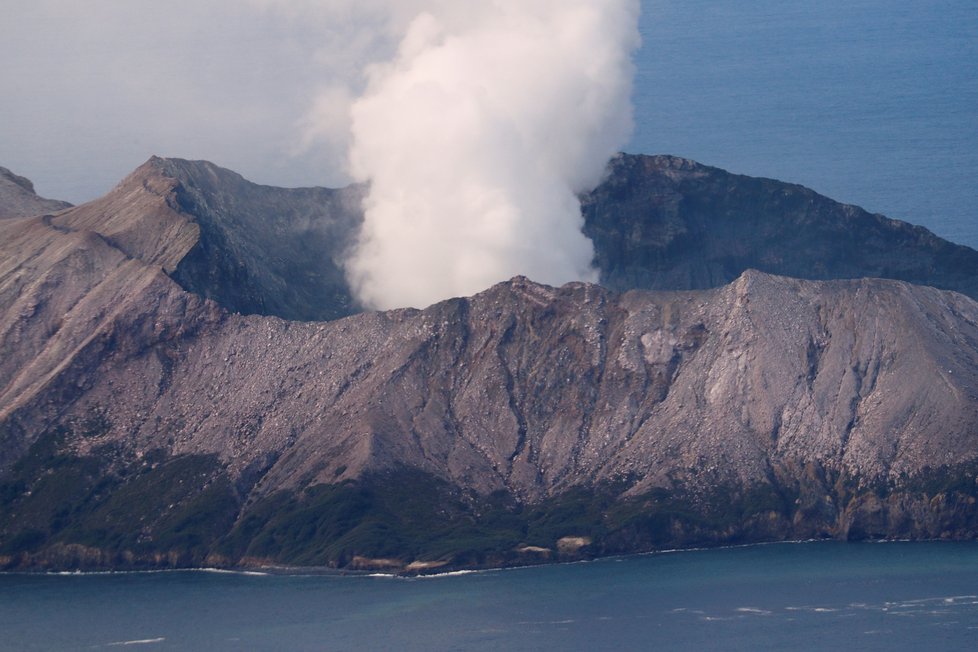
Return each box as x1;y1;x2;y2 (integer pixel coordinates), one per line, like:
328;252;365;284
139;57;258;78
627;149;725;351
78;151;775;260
630;0;978;250
3;542;978;651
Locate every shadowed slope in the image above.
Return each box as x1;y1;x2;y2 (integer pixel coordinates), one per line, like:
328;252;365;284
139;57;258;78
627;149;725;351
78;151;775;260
583;154;978;299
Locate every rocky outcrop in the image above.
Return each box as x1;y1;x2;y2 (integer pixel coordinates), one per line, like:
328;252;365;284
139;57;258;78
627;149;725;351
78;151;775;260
0;166;72;218
1;155;977;572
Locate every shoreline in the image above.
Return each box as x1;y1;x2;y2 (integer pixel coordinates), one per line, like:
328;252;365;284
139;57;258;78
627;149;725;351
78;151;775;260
3;537;970;580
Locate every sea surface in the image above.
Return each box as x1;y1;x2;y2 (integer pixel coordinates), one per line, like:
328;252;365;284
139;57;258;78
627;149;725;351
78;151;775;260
3;542;978;651
630;0;978;250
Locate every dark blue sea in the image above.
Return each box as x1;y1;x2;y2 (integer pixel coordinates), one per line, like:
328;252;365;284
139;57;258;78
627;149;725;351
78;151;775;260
630;0;978;250
3;542;978;651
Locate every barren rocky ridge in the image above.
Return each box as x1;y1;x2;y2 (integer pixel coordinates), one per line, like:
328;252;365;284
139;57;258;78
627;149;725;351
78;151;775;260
1;156;976;571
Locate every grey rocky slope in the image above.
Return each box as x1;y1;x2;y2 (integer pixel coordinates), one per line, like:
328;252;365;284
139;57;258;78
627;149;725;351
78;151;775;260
28;269;976;500
1;160;978;569
0;166;72;219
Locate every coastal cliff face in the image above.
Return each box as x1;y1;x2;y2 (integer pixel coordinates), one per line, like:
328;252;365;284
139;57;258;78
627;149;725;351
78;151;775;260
583;154;978;300
1;158;977;572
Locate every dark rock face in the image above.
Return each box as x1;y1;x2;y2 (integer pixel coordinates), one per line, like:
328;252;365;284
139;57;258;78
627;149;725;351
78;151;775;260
0;166;72;218
1;155;977;572
158;158;364;322
583;154;978;300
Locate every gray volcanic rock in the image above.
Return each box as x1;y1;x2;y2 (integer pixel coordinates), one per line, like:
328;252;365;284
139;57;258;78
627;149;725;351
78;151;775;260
0;166;72;218
41;156;362;322
582;154;978;300
7;268;977;499
0;211;219;470
159;158;363;321
2;182;977;568
1;155;978;571
29;154;975;327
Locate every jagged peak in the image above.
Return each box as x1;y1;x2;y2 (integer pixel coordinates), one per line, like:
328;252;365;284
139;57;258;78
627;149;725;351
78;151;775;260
468;275;616;313
606;151;712;175
154;156;247;185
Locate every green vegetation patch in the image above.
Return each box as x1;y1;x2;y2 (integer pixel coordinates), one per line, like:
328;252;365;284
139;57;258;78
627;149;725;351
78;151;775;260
896;462;978;498
60;454;238;556
0;427;238;566
217;473;802;569
220;469;522;567
5;431;977;572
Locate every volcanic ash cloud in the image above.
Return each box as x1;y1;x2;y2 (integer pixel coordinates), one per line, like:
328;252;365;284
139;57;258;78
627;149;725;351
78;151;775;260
340;1;640;310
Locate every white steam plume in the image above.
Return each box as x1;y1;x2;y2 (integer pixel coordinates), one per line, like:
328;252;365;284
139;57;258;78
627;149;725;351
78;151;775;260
276;1;640;309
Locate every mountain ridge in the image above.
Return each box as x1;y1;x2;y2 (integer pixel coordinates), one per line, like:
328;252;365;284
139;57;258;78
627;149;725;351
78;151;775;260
8;152;974;326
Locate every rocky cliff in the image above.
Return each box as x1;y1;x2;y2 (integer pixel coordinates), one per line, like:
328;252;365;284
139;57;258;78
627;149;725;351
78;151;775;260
1;156;977;572
583;154;978;299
